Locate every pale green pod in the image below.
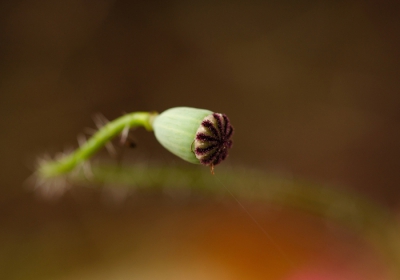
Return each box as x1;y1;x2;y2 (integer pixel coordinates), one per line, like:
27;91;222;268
152;107;212;164
152;107;234;170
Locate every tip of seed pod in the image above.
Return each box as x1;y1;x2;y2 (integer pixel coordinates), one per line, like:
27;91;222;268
194;113;234;168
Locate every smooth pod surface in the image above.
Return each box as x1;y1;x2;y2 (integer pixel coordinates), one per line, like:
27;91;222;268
153;107;213;164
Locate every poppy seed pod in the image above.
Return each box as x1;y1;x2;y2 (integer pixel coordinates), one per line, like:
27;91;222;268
152;107;234;169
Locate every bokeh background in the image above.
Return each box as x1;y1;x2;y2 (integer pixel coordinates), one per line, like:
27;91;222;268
1;0;399;279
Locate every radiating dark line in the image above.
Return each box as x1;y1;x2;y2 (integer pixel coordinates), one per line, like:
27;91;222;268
201;120;219;138
196;134;219;142
222;114;229;135
195;145;218;155
213;113;223;138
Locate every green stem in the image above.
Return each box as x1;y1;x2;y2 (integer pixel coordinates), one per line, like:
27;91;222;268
38;112;157;178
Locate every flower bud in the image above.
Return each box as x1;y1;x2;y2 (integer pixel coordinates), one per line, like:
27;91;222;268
152;107;234;169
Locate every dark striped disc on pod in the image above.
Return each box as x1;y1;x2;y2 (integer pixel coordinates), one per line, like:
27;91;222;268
193;113;233;172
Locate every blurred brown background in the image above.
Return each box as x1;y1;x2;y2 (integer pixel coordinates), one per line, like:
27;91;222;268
0;0;399;279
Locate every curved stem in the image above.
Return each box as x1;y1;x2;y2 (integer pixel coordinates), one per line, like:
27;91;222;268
37;112;157;178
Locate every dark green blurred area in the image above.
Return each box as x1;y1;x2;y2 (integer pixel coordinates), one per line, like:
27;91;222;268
0;0;399;279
